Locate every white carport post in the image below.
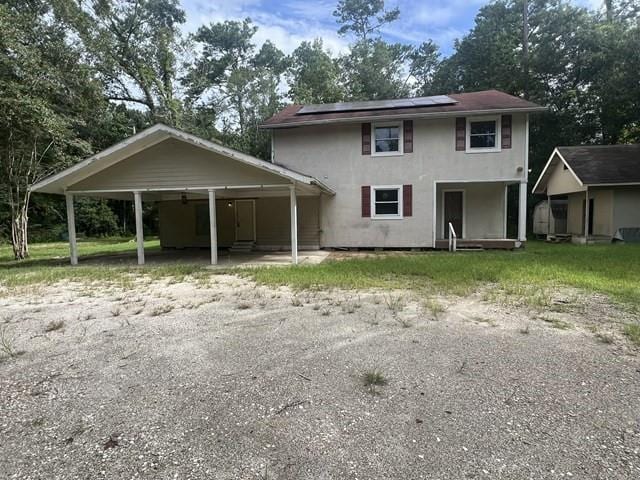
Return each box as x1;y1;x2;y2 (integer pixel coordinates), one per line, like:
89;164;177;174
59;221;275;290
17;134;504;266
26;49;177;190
133;191;145;265
290;184;298;265
518;181;527;242
208;189;218;265
584;187;590;241
65;193;78;265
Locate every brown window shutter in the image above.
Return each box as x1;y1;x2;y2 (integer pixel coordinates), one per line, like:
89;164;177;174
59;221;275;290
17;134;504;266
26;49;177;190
501;115;512;149
403;120;413;153
455;117;466;151
362;123;371;155
403;185;412;216
361;186;371;217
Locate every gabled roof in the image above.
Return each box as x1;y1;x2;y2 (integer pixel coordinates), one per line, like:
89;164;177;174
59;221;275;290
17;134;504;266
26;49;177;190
261;90;546;129
533;144;640;194
31;124;334;195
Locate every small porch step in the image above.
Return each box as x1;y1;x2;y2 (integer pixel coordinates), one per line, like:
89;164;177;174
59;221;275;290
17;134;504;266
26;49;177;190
229;240;255;253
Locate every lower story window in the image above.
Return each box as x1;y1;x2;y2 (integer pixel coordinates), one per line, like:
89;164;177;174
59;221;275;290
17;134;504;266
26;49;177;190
372;186;402;218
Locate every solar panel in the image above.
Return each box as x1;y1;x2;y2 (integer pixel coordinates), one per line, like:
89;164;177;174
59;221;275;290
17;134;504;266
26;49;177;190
297;95;457;115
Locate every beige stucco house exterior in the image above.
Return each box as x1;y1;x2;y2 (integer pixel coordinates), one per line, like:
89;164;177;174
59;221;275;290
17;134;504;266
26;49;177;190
31;90;545;264
533;145;640;243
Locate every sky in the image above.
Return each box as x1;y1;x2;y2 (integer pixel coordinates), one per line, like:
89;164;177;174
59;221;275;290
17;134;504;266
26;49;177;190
181;0;603;56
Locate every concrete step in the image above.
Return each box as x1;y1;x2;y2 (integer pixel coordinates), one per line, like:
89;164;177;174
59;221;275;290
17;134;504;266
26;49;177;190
229;241;255;253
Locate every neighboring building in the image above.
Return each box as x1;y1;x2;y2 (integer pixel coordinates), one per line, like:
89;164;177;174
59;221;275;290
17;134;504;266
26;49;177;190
532;145;640;243
31;90;545;265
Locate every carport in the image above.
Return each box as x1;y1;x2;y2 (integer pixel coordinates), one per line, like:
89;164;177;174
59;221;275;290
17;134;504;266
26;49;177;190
31;124;334;265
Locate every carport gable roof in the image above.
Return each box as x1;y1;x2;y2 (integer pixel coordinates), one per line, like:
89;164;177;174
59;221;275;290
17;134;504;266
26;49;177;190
533;144;640;194
31;124;334;195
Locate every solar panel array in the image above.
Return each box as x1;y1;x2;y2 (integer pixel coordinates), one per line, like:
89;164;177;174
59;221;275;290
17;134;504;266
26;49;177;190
297;95;457;115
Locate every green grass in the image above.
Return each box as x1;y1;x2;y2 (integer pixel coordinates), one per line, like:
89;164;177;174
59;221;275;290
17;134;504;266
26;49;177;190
623;324;640;346
2;239;640;312
247;242;640;311
0;238;208;291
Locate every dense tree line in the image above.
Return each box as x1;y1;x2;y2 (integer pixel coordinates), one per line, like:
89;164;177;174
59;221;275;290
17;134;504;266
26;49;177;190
1;0;638;259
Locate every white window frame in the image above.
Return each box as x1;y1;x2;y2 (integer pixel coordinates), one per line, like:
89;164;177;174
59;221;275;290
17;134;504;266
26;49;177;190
371;185;403;219
371;122;404;157
466;115;501;153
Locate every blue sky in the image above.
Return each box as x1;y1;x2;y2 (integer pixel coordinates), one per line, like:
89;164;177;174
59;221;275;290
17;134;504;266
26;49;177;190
182;0;603;56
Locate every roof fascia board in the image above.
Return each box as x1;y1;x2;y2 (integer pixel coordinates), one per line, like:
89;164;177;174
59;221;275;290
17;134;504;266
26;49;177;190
261;106;547;129
586;182;640;187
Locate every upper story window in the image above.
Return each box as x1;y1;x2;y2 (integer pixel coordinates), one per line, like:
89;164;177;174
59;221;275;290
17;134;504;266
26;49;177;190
466;115;501;153
373;123;403;156
372;186;403;219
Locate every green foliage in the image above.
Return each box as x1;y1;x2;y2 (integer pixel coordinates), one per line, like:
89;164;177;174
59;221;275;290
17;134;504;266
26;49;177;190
288;39;344;104
75;199;119;237
54;0;187;125
333;0;399;40
185;18;287;159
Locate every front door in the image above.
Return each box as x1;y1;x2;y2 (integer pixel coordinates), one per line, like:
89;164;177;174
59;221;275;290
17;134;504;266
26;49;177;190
444;191;464;239
235;200;255;241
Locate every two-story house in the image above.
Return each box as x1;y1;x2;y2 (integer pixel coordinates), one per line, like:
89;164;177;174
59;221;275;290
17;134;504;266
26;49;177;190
32;90;544;265
262;89;545;250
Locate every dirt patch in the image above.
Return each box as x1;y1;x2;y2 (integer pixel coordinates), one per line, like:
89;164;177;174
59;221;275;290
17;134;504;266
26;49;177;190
1;275;639;479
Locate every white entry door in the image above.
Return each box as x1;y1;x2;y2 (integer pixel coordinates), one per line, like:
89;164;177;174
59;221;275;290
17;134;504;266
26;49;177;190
235;200;255;241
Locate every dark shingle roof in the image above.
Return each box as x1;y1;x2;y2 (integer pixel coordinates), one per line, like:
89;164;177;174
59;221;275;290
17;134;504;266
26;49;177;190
261;90;545;128
558;144;640;185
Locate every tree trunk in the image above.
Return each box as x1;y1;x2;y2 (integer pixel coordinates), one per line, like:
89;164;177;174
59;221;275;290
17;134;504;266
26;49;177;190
10;192;30;260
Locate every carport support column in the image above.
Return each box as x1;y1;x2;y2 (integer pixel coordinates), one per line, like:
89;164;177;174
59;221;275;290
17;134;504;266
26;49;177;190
518;181;527;242
65;193;78;265
208;189;218;265
584;187;590;241
134;191;145;265
290;185;298;265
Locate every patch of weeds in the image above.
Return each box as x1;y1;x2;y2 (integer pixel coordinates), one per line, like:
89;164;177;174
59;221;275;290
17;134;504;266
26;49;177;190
341;302;357;314
44;320;64;333
150;304;174;316
0;325;20;358
312;304;321;311
210;294;221;302
384;294;406;316
519;324;530;334
111;306;122;317
236;302;251;310
291;296;303;307
540;316;573;330
595;332;614;344
320;308;331;316
131;307;144;315
363;369;387;394
81;312;95;321
424;297;446;320
623;324;640;346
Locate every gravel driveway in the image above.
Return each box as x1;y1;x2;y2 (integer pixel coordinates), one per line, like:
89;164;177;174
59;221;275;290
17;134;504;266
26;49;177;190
1;275;639;479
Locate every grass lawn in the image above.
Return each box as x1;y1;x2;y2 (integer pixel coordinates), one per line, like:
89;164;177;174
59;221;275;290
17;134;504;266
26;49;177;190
1;238;639;311
249;242;640;311
0;238;207;289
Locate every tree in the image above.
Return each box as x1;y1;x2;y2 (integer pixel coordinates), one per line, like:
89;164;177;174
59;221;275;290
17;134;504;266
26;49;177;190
287;39;344;104
408;41;441;96
333;0;399;41
55;0;186;125
185;18;287;159
0;1;101;259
